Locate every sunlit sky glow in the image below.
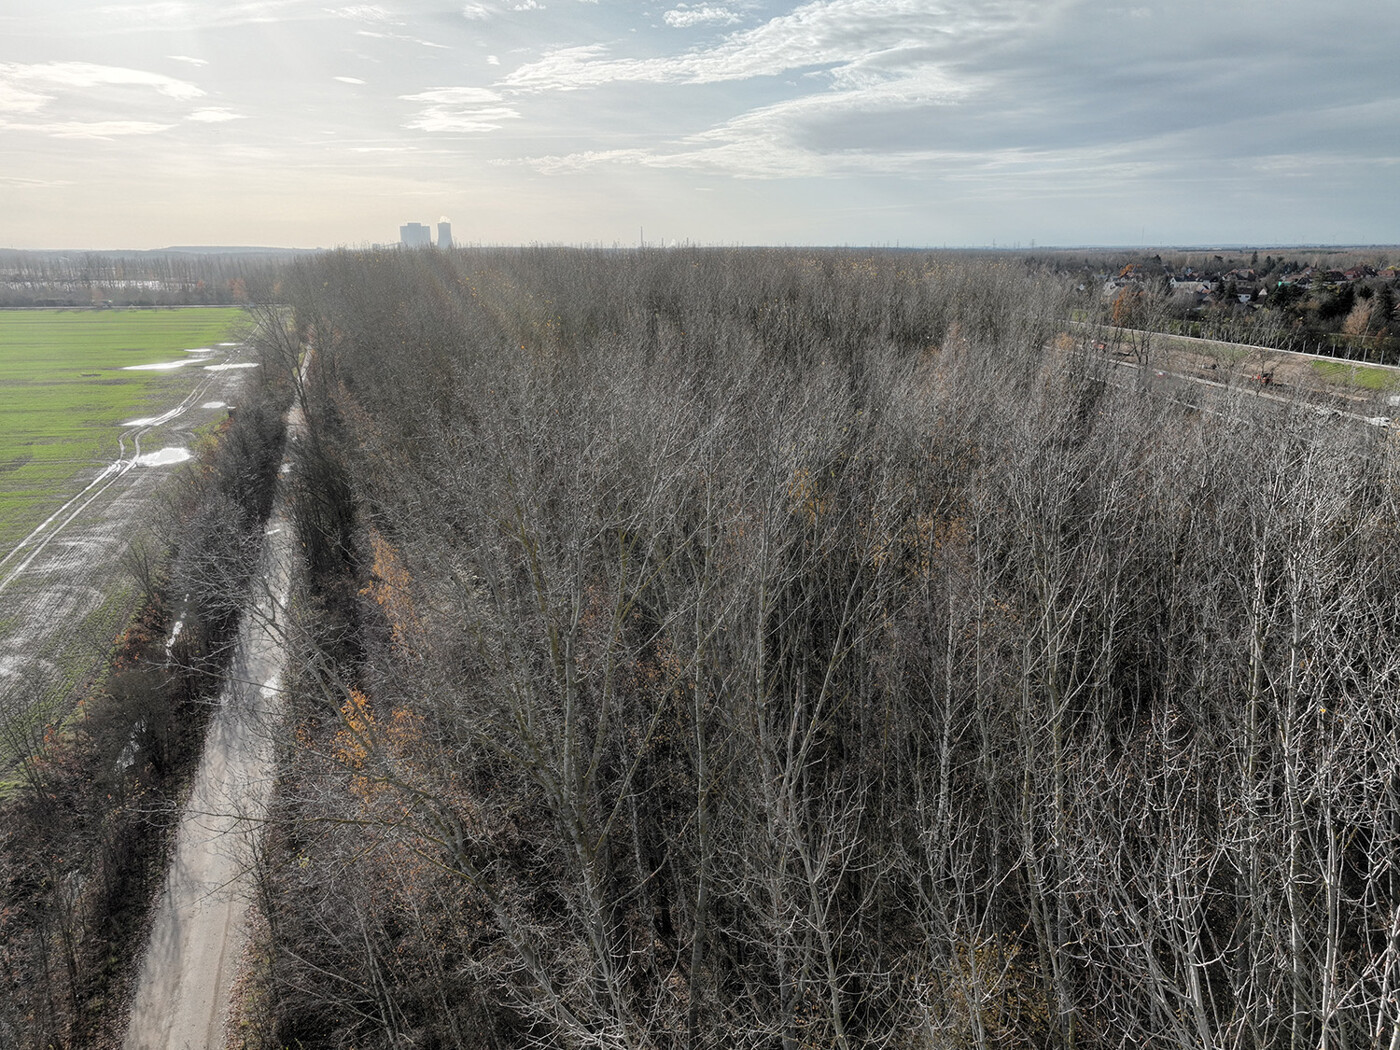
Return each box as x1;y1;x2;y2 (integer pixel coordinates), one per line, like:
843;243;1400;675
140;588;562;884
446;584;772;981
2;0;1396;249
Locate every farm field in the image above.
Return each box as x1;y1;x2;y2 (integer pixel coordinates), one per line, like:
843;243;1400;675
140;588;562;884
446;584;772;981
0;307;249;551
0;306;258;749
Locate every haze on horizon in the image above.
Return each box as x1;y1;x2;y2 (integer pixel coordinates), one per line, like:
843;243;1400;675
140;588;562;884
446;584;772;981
1;0;1396;252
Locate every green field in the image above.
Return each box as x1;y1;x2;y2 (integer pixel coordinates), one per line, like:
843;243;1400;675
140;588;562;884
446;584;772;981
0;307;248;550
1310;358;1400;391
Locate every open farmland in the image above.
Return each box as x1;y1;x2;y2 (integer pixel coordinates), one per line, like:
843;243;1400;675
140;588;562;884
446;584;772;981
0;308;248;549
0;307;258;750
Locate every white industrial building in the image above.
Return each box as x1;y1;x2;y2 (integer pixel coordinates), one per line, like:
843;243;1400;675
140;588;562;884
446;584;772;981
400;222;432;248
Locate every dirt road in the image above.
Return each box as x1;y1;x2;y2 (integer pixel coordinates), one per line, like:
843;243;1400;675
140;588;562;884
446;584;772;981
121;377;305;1050
121;509;291;1050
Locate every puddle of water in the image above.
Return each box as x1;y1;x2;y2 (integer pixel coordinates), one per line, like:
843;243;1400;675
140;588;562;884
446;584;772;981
201;401;229;409
183;347;216;354
123;417;160;426
136;448;193;467
218;342;241;347
123;360;192;371
203;363;260;372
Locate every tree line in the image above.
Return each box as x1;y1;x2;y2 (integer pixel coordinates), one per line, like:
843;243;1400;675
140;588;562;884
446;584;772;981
0;250;302;308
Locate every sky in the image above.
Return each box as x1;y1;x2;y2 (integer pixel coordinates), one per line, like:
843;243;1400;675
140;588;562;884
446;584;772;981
1;0;1397;250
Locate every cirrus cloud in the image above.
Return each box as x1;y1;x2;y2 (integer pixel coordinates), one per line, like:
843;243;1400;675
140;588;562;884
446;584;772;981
663;5;741;29
0;118;175;139
502;0;1028;92
187;107;245;122
0;61;204;101
0;61;209;141
400;86;520;132
327;4;401;22
0;81;52;114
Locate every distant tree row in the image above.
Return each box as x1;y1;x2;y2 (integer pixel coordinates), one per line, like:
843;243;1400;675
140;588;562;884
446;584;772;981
0;250;299;308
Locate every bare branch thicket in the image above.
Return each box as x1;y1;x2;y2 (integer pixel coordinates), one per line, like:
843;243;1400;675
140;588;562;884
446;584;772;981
246;247;1400;1050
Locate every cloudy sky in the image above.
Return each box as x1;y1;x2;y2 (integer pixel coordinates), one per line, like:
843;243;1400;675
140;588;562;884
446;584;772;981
1;0;1396;249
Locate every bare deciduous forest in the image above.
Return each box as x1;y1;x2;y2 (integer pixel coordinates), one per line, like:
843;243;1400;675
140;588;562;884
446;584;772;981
245;247;1400;1049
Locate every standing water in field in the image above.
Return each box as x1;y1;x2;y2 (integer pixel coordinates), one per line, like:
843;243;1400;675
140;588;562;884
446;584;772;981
134;448;192;467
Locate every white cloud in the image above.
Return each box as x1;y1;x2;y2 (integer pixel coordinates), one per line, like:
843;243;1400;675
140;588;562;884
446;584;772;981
327;4;400;22
509;57;982;181
0;82;52;114
187;107;245;122
502;0;1028;92
0;175;73;188
167;55;208;67
487;55;500;65
0;119;175;139
0;62;205;102
512;134;1167;189
500;147;644;174
0;62;213;140
92;1;191;23
492;0;1036;185
335;76;368;84
663;5;740;29
499;45;609;91
400;86;521;132
92;0;302;29
461;0;543;16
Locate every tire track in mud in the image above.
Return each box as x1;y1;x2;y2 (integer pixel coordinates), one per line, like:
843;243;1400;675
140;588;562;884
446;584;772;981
0;369;223;592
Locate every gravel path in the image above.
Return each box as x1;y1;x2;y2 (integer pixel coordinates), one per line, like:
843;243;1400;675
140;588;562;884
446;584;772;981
121;508;292;1050
121;379;304;1050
